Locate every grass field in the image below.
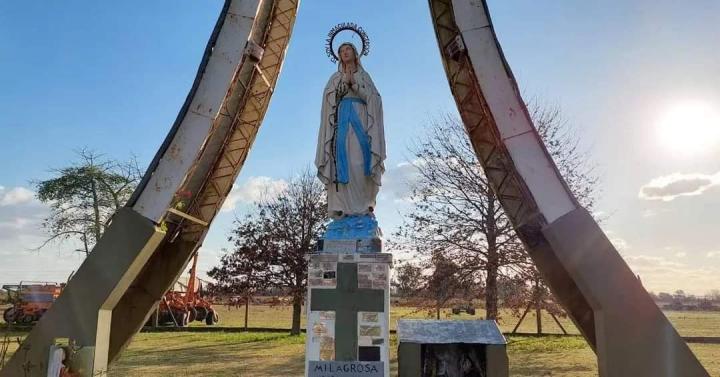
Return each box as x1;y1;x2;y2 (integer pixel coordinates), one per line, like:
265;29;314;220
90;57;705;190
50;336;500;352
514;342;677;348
2;305;719;376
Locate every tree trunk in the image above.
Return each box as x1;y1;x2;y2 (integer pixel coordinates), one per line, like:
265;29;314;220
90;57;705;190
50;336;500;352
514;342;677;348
244;295;249;331
485;265;498;320
152;306;159;328
485;195;499;320
82;233;90;256
436;304;441;320
535;278;543;334
291;295;302;335
91;178;102;243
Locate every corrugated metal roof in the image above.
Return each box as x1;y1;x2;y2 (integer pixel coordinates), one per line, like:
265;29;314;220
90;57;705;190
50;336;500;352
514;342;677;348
397;319;506;345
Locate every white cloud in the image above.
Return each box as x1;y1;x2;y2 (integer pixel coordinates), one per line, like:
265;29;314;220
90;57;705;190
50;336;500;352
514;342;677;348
0;186;47;243
0;186;36;206
626;254;684;268
221;176;288;212
592;210;606;219
605;230;629;252
625;254;720;295
605;229;717;294
639;172;720;201
610;237;629;252
378;161;422;203
0;186;75;284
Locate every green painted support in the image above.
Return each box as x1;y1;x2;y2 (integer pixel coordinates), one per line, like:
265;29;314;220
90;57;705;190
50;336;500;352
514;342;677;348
310;263;384;361
108;238;197;363
0;208;165;377
397;343;422;377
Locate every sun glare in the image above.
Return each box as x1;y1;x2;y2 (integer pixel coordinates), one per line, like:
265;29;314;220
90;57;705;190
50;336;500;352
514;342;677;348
657;101;720;155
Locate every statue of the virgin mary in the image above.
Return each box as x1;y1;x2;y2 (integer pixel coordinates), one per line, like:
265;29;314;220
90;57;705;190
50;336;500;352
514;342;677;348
315;31;386;219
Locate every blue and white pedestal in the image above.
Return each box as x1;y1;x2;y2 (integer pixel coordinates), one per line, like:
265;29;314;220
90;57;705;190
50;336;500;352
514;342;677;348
305;215;391;377
320;215;383;254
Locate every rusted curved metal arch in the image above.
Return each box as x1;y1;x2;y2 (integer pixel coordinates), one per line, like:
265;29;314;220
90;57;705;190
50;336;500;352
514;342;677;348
1;1;300;376
429;1;708;376
429;0;596;347
110;0;301;364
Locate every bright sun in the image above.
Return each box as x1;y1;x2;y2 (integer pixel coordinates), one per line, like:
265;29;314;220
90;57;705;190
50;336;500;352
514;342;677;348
657;101;720;155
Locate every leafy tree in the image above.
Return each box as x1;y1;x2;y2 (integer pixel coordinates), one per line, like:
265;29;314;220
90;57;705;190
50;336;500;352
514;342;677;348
208;219;272;330
35;149;141;255
501;271;567;334
424;251;471;319
212;169;326;335
707;289;720;302
657;292;673;302
392;261;424;298
395;102;598;320
262;171;326;335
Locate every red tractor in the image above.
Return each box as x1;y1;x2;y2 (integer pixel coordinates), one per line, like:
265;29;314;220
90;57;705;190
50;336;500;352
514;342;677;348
151;253;219;327
3;282;63;324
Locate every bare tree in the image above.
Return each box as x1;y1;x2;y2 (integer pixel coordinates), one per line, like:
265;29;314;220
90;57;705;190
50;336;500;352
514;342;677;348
208;224;272;330
394;114;526;320
708;289;720;302
34;149;142;255
395;103;598;320
392;261;424;298
529;100;599;211
263;170;327;335
214;169;327;335
424;251;474;319
501;269;568;334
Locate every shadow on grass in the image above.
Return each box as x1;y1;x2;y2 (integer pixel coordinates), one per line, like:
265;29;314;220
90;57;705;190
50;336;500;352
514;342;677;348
119;333;291;357
110;334;307;376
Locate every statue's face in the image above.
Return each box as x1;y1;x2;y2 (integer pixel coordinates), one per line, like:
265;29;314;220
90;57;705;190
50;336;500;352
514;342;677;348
339;45;356;64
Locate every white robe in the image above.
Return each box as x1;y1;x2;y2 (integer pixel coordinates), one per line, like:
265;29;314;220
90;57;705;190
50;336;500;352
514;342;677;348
315;68;386;218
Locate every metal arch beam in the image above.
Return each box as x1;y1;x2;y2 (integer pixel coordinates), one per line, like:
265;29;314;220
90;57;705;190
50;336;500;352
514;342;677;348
108;0;299;364
0;1;299;376
429;1;709;376
428;0;597;349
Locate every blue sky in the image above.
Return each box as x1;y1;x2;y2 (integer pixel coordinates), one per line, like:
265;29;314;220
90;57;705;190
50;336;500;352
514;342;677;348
1;1;719;294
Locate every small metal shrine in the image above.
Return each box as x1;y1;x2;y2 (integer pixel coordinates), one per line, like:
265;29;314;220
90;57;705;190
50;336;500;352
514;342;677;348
397;320;509;377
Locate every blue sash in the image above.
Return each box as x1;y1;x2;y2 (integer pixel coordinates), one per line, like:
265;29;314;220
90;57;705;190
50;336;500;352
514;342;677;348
336;97;371;184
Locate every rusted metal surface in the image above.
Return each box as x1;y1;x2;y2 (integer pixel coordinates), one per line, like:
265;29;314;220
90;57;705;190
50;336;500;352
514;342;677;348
131;1;262;223
430;3;711;375
181;0;299;242
107;0;299;365
428;0;597;349
0;2;302;375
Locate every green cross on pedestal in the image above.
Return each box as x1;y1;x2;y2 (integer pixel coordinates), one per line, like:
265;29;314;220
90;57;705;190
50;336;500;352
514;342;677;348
310;262;385;361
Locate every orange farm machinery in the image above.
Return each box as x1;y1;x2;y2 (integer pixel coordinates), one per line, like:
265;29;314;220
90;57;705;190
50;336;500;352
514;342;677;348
152;253;219;327
2;282;63;325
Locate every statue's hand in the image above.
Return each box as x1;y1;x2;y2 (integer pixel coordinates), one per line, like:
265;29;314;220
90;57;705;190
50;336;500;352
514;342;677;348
341;66;355;86
337;80;348;96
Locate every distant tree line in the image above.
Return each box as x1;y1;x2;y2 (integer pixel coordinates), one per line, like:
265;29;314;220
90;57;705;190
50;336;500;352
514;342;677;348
650;290;720;311
209;101;599;333
35;100;599;332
